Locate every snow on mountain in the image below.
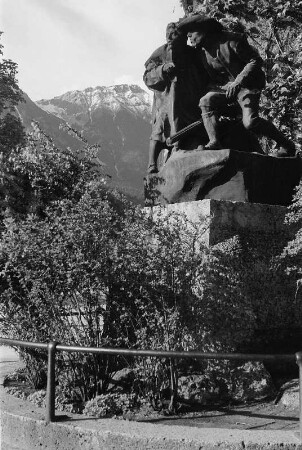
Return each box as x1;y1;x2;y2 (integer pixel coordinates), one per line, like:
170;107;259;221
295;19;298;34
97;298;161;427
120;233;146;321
33;84;153;199
37;84;152;124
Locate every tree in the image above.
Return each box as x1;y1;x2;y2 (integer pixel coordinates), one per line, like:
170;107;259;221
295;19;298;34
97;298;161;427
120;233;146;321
0;33;104;221
3;121;105;218
0;32;26;219
0;32;24;114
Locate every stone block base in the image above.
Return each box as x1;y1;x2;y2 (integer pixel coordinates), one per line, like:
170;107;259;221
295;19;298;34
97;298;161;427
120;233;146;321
147;199;289;246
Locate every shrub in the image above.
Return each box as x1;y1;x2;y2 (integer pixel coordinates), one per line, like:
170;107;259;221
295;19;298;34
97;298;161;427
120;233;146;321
83;393;142;418
280;181;302;303
0;198;256;407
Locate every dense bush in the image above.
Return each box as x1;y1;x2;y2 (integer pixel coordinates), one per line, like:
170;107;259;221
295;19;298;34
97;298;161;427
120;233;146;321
1;121;105;219
281;181;302;298
83;393;143;418
0;187;258;407
0;183;136;399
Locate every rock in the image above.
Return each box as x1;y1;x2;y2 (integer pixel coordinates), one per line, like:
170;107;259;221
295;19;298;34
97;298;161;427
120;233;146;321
177;362;275;405
178;374;225;405
145;149;302;206
230;362;276;402
278;379;299;408
108;368;136;392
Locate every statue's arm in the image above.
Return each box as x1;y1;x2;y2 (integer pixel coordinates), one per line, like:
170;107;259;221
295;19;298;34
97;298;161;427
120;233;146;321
231;36;264;86
143;58;170;92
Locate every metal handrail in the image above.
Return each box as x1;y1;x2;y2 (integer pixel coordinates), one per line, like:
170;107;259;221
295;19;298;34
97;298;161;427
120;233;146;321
1;336;301;439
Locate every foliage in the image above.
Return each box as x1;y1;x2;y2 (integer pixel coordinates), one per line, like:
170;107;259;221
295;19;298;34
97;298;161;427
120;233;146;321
0;29;106;221
182;0;302;153
0;197;258;408
108;209;258;410
281;181;302;292
0;32;24;113
216;233;300;331
0;32;27;219
0;185;136;399
83;393;143;418
1;121;106;221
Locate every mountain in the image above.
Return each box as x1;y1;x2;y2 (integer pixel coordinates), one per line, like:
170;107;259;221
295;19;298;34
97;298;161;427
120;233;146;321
16;92;82;151
35;84;153;199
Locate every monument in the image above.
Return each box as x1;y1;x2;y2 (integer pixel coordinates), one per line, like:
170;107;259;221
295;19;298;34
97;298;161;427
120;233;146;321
144;14;301;210
143;9;302;361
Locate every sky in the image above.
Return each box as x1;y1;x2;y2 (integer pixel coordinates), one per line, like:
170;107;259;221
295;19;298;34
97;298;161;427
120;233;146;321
1;0;185;101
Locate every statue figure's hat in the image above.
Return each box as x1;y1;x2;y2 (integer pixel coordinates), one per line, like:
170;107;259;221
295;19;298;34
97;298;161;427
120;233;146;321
178;14;223;34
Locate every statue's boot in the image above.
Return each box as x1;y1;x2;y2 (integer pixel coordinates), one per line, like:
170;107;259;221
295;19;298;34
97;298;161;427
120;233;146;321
202;112;223;150
147;141;163;173
205;141;223;150
252;119;296;157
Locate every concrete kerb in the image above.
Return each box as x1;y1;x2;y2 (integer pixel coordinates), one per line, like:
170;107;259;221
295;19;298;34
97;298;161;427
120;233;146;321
1;387;301;450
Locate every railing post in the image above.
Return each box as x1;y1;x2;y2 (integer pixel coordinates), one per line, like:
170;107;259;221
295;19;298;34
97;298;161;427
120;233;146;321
46;341;58;423
296;352;302;442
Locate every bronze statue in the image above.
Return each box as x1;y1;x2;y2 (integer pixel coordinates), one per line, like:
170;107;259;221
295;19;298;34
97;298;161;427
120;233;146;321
178;15;296;157
143;22;208;173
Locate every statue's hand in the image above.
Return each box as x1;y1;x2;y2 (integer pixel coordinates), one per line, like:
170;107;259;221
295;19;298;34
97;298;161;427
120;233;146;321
226;82;241;101
163;62;176;78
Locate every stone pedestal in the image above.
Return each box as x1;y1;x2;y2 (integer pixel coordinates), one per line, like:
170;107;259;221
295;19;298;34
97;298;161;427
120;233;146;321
144;149;302;207
147;199;289;246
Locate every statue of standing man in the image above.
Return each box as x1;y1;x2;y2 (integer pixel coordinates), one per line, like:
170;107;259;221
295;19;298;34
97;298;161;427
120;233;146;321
143;22;208;173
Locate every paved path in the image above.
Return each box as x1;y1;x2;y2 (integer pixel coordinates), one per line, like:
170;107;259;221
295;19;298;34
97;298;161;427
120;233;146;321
0;346;19;362
1;387;301;450
0;346;23;386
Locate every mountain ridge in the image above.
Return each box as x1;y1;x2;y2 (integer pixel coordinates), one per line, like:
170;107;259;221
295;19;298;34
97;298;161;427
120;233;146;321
37;84;152;123
17;84;153;201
